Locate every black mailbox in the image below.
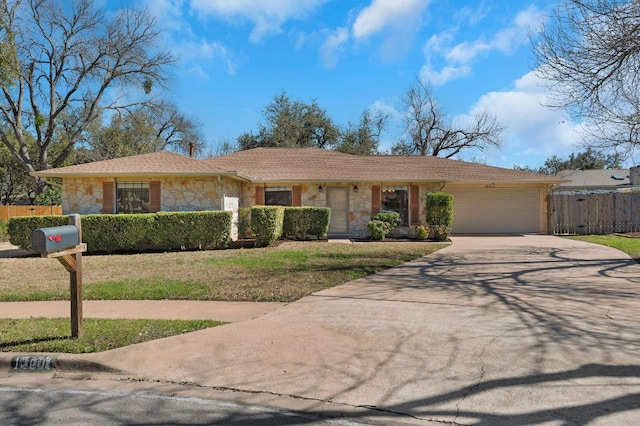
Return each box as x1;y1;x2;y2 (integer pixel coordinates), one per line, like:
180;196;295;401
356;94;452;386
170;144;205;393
31;225;80;253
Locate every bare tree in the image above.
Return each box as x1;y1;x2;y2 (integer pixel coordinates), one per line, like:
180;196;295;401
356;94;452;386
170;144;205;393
394;78;503;157
534;0;640;155
149;100;205;156
0;0;174;195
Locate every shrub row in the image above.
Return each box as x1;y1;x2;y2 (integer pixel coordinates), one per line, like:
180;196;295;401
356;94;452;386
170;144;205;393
250;206;331;246
8;211;232;253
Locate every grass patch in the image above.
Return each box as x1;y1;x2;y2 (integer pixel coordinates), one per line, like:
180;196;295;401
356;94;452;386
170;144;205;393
565;234;640;260
0;242;447;302
0;318;223;353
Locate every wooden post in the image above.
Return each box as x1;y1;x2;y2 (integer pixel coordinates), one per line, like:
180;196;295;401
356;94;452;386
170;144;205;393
36;215;87;339
68;214;83;339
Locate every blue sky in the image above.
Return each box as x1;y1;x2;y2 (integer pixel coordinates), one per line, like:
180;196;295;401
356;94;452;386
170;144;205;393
124;0;586;169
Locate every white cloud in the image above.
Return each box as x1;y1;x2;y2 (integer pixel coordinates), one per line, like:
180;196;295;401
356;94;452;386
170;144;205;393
352;0;430;39
420;64;471;86
141;1;240;79
370;99;403;122
320;27;349;68
456;71;583;168
422;5;545;86
190;0;328;43
351;0;431;61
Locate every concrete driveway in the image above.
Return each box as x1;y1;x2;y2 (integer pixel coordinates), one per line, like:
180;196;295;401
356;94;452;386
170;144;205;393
52;236;640;424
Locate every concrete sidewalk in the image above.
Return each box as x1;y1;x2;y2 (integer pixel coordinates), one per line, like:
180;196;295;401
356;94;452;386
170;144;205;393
2;235;640;425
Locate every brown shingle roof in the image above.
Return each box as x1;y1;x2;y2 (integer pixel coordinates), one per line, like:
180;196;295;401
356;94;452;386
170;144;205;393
35;151;236;178
203;147;559;183
36;147;560;183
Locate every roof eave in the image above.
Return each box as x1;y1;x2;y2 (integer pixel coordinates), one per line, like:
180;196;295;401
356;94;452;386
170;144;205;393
33;171;252;181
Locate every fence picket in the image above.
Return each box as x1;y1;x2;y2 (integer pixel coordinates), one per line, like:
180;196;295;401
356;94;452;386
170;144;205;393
0;206;62;222
551;193;640;235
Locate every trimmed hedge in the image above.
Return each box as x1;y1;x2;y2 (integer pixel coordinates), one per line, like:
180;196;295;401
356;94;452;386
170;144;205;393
282;207;331;240
426;192;453;241
251;206;285;247
84;214;152;252
8;211;232;253
8;216;68;249
148;212;231;250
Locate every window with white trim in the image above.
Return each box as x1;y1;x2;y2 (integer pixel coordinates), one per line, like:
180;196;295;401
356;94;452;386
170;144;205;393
116;182;150;213
381;186;408;226
265;187;292;206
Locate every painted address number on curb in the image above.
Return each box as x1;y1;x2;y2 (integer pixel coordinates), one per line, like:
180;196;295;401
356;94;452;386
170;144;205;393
11;356;56;372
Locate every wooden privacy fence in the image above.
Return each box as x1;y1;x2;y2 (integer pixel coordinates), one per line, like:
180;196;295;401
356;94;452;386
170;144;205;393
550;192;640;235
0;205;62;222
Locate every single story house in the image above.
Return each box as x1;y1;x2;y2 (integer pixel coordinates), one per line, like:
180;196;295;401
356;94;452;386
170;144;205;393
35;147;562;238
553;167;640;194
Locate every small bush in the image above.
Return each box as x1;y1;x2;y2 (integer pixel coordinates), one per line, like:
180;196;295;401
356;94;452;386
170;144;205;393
426;192;453;227
415;225;428;240
428;225;450;242
282;207;331;240
367;212;400;240
426;192;453;241
251;206;285;246
367;220;391;240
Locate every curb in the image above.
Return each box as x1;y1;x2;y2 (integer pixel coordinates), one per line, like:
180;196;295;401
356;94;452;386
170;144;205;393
0;353;121;374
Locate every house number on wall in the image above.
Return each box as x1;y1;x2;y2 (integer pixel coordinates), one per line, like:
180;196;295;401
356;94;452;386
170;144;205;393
484;183;496;188
11;356;56;372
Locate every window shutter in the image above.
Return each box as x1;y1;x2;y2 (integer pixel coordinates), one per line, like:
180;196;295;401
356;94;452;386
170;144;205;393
371;185;381;215
102;182;115;214
149;181;161;212
255;186;265;205
410;185;420;226
292;186;302;206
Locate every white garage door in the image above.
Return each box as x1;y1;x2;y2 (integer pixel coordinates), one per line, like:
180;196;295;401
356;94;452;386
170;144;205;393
446;188;542;234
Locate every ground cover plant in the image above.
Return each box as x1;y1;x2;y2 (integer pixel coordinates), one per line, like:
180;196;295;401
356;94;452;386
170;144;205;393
565;234;640;261
0;241;447;302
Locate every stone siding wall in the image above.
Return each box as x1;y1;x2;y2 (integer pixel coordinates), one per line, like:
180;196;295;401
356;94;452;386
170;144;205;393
244;182;442;238
62;177;105;214
61;176;242;215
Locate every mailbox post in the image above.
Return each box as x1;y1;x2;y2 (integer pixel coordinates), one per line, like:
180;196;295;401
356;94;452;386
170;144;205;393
31;214;87;339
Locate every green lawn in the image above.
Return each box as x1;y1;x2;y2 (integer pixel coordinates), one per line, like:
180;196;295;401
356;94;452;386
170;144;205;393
0;241;447;353
564;234;640;260
0;242;448;302
0;318;223;353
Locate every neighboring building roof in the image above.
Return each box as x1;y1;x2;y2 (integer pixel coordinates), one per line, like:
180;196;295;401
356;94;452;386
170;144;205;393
35;147;561;184
203;147;559;183
34;151;245;179
554;169;631;190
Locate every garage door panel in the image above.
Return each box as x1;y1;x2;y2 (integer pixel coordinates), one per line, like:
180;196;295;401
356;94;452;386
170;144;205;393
446;188;541;234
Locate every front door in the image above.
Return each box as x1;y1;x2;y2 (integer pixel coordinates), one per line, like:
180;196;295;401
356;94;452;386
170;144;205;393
327;187;349;236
